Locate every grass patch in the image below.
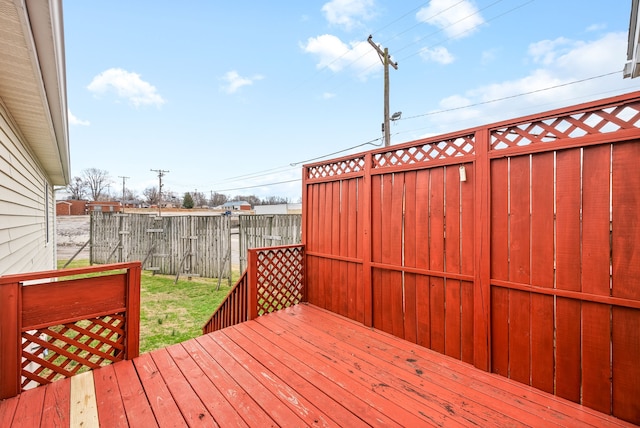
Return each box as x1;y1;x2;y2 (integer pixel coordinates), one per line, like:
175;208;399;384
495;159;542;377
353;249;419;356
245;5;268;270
58;259;237;354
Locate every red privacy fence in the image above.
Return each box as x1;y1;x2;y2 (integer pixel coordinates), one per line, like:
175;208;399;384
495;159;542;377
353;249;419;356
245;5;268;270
302;91;640;423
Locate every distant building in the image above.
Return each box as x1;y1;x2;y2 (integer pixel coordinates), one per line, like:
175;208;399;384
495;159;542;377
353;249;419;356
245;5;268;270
56;200;88;216
254;203;302;215
218;201;252;211
87;201;122;213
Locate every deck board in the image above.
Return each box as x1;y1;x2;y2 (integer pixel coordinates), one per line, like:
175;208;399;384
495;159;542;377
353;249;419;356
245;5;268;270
0;304;635;427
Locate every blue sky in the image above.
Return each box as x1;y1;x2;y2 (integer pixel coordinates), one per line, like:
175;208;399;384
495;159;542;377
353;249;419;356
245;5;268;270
63;0;640;202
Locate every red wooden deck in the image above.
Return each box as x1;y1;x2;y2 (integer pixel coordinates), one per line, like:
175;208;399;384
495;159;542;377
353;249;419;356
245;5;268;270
0;304;633;427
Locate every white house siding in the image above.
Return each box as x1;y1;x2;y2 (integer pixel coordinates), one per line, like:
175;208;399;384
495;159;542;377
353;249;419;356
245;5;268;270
0;103;55;276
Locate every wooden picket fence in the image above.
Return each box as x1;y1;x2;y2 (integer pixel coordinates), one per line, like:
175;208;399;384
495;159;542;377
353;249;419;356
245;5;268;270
238;214;302;272
90;213;231;282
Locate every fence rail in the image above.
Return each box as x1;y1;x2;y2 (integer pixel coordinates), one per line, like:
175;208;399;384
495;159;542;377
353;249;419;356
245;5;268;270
0;262;141;399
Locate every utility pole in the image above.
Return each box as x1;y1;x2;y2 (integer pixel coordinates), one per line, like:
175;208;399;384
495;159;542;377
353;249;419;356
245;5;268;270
367;35;398;147
150;169;169;216
118;176;129;212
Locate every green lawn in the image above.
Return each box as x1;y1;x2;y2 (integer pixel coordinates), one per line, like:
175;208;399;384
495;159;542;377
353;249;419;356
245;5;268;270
57;260;236;354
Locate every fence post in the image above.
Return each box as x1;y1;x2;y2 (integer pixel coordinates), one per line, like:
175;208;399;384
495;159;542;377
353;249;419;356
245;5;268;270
300;245;307;302
474;128;491;372
247;249;258;320
0;280;21;399
363;152;373;327
125;262;141;359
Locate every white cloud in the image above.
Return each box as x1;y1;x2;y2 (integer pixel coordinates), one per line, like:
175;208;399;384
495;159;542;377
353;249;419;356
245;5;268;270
322;92;337;99
481;48;498;65
527;37;573;65
322;0;375;31
87;68;165;107
301;34;380;78
68;109;90;126
420;46;455;64
220;71;264;94
586;23;607;32
416;0;485;40
429;32;631;132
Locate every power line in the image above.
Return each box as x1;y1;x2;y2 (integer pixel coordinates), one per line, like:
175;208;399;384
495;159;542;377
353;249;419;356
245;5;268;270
397;0;532;62
214;178;301;193
401;71;622;121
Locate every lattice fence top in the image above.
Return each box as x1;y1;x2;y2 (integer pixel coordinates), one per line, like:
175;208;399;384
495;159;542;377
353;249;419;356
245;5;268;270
21;314;125;390
307;156;366;179
491;101;640;151
255;246;304;316
373;135;475;169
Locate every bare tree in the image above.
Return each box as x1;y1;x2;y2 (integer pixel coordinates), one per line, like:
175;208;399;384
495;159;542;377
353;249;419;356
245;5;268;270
143;186;160;205
263;196;289;205
233;194;261;207
209;192;228;207
124;188;138;201
192;191;207;207
82;168;112;201
67;176;86;200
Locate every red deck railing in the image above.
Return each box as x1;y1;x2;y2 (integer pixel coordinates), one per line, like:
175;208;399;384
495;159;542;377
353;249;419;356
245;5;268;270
0;262;141;400
203;245;304;334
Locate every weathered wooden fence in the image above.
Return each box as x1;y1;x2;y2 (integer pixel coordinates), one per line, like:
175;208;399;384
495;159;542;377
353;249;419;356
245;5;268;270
302;91;640;424
238;214;301;272
91;213;231;282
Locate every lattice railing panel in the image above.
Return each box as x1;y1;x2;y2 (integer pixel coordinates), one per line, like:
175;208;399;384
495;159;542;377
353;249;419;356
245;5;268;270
307;156;366;179
255;247;304;316
21;314;125;389
373;135;475;168
491;102;640;150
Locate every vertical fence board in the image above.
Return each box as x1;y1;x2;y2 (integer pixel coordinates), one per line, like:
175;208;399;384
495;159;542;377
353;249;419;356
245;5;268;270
445;166;461;359
404;171;418;343
490;158;509;377
416;170;431;349
371;175;383;329
460;163;475;364
429;168;445;354
339;181;349;318
530;152;555;394
508;155;531;385
555;149;582;403
390;173;405;338
581;144;613;414
611;142;640;424
350;179;363;322
379;174;394;335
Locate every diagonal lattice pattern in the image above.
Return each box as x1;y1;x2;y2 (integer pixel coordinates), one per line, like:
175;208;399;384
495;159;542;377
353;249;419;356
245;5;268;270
307;156;366;179
21;314;125;389
490;102;640;150
255;247;304;316
373;135;475;168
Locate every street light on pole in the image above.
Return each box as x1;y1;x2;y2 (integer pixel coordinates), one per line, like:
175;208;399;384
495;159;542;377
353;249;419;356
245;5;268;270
367;35;398;147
